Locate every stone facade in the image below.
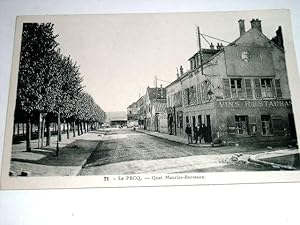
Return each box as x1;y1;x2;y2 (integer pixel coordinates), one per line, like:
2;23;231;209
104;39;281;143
144;86;168;133
166;19;297;144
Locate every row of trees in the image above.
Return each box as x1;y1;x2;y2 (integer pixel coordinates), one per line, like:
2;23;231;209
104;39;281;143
14;22;106;155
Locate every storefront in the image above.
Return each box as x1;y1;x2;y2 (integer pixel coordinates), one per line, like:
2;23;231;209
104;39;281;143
214;99;296;143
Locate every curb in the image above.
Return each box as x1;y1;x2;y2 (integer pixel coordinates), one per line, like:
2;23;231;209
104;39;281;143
248;155;296;170
136;129;214;147
135;129;190;146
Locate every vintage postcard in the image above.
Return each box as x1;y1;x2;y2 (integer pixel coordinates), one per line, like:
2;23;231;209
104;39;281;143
1;9;300;189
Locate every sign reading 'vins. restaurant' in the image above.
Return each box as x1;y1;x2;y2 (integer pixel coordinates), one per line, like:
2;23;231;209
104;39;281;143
217;100;292;109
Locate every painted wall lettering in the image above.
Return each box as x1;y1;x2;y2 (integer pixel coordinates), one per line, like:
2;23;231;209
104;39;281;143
217;100;291;109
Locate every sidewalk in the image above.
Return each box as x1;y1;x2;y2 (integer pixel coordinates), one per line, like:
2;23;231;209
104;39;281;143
136;128;212;147
249;148;300;170
9;130;106;176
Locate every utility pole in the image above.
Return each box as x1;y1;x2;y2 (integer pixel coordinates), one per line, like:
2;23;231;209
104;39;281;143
196;26;204;104
197;26;204;75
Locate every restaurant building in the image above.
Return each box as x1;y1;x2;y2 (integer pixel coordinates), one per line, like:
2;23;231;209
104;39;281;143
166;19;297;143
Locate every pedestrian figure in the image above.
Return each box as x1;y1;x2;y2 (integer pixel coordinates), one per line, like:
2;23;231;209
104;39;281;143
185;123;192;144
194;123;201;144
200;124;206;143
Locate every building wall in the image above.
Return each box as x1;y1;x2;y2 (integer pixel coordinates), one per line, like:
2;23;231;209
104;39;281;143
215;99;294;143
165;26;296;144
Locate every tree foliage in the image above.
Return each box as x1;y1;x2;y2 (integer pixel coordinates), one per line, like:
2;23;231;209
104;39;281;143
14;22;106;150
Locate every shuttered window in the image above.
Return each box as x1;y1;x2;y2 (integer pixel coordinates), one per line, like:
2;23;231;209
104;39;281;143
223;79;231;99
245;79;253;99
271;115;283;136
201;81;208;101
197;83;202;103
190;86;196;104
254;79;262;98
275;79;282;98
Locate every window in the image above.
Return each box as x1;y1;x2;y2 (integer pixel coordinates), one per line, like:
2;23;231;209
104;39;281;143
186;116;189;124
235;115;249;135
201;81;208;101
271;115;283;135
261;79;274;98
190;86;196;104
231;79;244;99
244;79;253;99
261;115;272;135
178;112;183;128
129;111;132;114
274;79;282;98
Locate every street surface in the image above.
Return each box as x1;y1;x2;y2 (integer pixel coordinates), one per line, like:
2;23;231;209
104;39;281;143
79;128;282;175
9;128;298;176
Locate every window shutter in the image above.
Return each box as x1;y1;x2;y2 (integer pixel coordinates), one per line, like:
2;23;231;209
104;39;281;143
275;79;282;98
223;79;231;99
254;79;262;98
271;115;283;135
241;79;246;99
245;79;253;99
197;83;202;103
183;89;187;105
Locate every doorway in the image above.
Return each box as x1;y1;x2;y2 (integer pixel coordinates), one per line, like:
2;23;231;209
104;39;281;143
205;115;212;142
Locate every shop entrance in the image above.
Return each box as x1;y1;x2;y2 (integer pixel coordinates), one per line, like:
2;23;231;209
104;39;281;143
205;115;212;143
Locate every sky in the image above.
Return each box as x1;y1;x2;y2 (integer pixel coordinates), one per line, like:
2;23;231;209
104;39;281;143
32;10;290;112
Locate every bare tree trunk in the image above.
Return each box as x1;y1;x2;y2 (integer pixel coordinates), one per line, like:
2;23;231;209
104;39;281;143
31;122;33;138
77;121;81;136
41;116;45;148
58;112;61;142
17;123;20;136
73;121;76;137
63;120;66;133
22;123;25;136
66;121;70;139
80;122;83;135
38;113;42;148
26;118;31;152
46;115;51;146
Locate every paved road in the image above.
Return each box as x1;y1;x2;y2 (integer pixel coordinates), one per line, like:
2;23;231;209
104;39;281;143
78;128;268;175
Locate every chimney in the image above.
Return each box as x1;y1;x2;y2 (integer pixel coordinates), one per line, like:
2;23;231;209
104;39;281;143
238;19;245;36
180;65;184;76
276;26;284;49
210;42;214;50
271;26;284;49
176;67;180;79
216;43;221;50
250;18;262;32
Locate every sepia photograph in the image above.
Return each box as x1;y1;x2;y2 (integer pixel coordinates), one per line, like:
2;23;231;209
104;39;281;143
1;9;300;189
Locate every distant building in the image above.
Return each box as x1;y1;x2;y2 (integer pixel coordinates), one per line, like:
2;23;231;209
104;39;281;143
127;101;138;125
136;96;145;128
166;18;297;144
144;85;168;133
106;111;127;127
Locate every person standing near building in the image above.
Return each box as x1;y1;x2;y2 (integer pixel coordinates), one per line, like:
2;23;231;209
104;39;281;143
185;123;192;144
194;123;201;144
201;124;206;143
